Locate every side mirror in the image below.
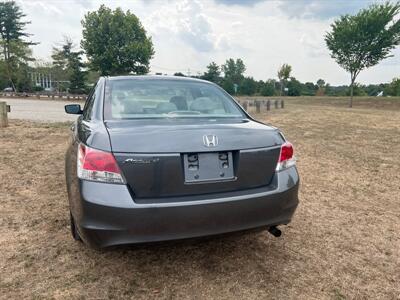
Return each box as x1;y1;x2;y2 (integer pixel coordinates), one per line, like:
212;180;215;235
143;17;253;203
65;104;82;115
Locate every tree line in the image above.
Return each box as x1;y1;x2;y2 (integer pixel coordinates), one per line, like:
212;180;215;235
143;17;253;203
176;60;400;97
0;1;399;102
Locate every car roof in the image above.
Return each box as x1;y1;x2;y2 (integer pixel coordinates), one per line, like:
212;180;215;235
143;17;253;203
105;75;212;84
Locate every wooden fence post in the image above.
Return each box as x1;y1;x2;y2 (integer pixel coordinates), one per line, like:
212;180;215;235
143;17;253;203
243;101;248;111
255;100;261;113
266;100;270;111
0;102;9;127
281;100;284;109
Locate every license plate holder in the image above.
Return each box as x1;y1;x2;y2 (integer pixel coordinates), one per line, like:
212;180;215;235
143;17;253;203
183;152;234;183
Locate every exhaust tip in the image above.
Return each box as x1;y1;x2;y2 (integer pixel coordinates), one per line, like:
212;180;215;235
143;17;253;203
268;226;282;237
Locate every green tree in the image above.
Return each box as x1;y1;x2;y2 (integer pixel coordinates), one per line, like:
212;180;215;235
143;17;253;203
385;77;400;96
325;2;400;107
86;70;100;85
302;82;318;96
260;80;276;96
364;83;385;96
221;58;246;85
81;5;154;76
68;52;87;94
239;77;257;95
346;83;367;96
0;1;36;91
14;63;32;91
316;79;326;96
316;79;325;89
0;61;7;89
52;37;74;71
173;72;185;77
277;63;292;95
325;83;333;95
221;78;235;95
202;62;221;83
52;37;86;93
286;77;302;96
51;37;74;91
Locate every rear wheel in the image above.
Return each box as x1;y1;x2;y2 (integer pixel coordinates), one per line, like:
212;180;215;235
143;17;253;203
70;212;82;242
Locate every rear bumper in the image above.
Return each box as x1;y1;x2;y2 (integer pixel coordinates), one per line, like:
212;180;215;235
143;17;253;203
72;167;299;248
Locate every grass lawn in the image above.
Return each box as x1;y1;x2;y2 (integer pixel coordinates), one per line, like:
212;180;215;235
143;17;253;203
1;98;399;299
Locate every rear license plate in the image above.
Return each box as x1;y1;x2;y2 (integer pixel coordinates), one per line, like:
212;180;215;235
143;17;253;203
183;152;234;183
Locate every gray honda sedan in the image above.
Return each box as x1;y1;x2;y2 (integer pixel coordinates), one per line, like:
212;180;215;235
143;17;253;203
65;76;299;248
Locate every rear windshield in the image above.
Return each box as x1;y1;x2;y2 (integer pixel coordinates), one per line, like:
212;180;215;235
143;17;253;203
104;79;244;120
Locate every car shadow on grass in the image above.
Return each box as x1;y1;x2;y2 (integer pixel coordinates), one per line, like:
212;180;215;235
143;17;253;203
71;228;291;297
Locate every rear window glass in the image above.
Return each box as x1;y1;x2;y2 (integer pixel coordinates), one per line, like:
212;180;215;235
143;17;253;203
104;79;244;120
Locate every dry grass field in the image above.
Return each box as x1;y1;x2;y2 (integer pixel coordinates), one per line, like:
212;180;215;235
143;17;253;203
1;98;399;299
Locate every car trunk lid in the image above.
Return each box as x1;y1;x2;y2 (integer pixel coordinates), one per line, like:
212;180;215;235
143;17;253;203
106;119;283;201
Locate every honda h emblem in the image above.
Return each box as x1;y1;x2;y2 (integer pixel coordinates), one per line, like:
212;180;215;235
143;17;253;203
203;134;218;147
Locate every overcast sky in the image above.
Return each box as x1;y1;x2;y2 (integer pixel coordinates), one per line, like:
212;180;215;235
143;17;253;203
18;0;399;85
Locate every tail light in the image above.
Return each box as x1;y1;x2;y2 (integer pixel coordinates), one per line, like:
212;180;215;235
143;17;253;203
77;144;125;184
276;142;296;171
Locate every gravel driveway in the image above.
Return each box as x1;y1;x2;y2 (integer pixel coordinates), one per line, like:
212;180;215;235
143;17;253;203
1;98;81;122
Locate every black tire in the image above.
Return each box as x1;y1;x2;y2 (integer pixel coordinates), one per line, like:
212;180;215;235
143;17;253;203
70;212;82;242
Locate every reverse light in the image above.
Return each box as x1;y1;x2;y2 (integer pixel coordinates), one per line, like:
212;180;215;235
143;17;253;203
77;144;125;184
276;142;296;171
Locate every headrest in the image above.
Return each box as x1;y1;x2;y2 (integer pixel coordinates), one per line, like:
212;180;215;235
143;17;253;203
156;102;177;113
190;97;216;113
169;96;188;110
123;101;143;114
